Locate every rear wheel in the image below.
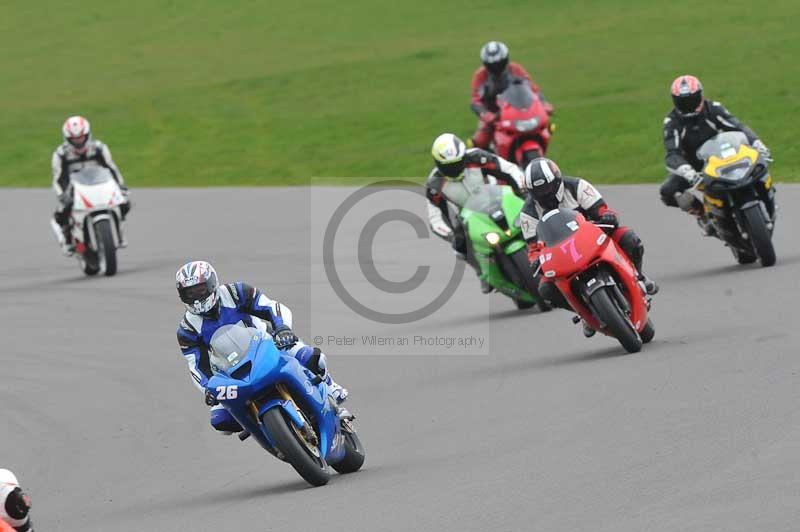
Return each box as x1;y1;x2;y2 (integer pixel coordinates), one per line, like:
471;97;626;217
508;249;551;312
742;206;776;267
261;408;330;487
331;429;365;474
589;286;642;353
95;219;118;276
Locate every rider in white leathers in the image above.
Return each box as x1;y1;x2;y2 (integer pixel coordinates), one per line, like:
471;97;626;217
0;469;33;532
52;116;130;254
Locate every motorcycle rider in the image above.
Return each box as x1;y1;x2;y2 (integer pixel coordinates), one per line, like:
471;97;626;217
660;75;771;213
52;116;131;255
175;261;350;435
426;133;525;293
0;469;33;532
470;41;554;149
520;158;658;336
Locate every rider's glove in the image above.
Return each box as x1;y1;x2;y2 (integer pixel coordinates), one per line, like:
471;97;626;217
675;164;699;184
204;389;219;406
753;139;771;159
528;241;544;263
479;111;497;124
596;211;619;230
273;325;298;350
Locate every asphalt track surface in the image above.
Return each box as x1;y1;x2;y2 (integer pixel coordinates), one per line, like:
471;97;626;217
2;186;799;532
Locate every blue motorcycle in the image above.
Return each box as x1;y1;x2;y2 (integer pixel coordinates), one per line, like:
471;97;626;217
207;324;365;486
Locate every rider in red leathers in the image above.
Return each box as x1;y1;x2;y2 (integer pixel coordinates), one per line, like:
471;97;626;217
470;41;554;149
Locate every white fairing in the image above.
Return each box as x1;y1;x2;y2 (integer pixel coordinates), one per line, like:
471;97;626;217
70;174;125;251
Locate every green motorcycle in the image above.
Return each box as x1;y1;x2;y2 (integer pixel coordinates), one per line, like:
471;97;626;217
459;184;550;311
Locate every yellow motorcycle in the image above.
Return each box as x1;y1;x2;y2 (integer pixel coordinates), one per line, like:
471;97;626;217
678;132;777;267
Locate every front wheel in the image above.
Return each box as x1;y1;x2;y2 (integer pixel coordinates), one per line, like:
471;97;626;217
262;408;330;487
520;149;543;169
331;430;365;474
94;219;118;276
742;206;776;267
589;286;642;353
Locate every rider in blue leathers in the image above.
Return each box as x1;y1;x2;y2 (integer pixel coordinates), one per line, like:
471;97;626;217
175;261;349;434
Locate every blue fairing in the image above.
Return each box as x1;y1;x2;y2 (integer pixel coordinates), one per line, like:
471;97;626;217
207;332;345;464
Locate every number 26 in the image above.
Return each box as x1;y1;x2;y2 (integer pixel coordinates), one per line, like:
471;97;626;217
216;385;238;400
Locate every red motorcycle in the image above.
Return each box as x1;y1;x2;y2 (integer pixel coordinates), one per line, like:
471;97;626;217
493;78;552;168
535;209;655;353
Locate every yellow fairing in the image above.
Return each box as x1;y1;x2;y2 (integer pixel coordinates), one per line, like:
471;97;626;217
703;144;759;178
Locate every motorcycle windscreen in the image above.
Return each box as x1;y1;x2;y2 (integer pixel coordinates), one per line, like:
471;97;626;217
497;79;535;109
536;209;580;247
696;131;749;161
70;166;115;186
209;323;260;375
463;184;505;216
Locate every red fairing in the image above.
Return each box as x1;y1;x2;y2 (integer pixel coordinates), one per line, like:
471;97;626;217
539;214;649;335
493;84;551;163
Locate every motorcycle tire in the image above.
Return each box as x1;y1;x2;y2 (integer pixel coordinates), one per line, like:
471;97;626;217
508;249;551;312
95;219;118;276
742;206;776;267
262;407;330;487
331;430;366;474
521;149;543;169
82;251;101;276
640;318;655;344
589;286;642;353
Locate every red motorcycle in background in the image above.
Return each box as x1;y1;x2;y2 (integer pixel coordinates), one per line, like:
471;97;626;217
493;78;553;168
535;209;655;353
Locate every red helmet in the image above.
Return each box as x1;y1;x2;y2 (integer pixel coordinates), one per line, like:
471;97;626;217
671;75;704;116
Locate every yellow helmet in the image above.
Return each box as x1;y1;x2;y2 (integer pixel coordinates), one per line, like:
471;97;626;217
431;133;466;179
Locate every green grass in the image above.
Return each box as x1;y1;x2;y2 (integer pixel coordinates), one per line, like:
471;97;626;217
2;0;799;187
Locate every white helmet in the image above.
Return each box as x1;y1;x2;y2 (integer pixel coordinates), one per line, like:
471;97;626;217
0;469;19;488
431;133;467;179
176;261;220;315
62;116;91;153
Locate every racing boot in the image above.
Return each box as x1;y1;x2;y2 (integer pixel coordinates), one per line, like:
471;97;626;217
480;278;495;294
60;227;74;256
638;274;659;296
582;319;596;338
299;347;352;418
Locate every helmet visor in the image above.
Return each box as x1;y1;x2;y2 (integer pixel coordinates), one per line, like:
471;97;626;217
178;279;215;305
486;57;508;77
673;92;703;115
68;134;88;149
532;180;561;210
437;159;465;179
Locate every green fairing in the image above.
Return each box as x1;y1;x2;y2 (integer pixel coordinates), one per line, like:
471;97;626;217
458;185;540;304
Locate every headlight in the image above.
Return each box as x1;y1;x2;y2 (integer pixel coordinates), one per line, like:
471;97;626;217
515;118;539;132
484;232;501;245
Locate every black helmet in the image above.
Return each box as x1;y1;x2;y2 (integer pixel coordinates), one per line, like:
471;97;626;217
671;75;704;116
480;41;509;78
524;158;563;211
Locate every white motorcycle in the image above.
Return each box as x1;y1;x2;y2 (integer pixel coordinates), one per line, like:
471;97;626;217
50;166;127;276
